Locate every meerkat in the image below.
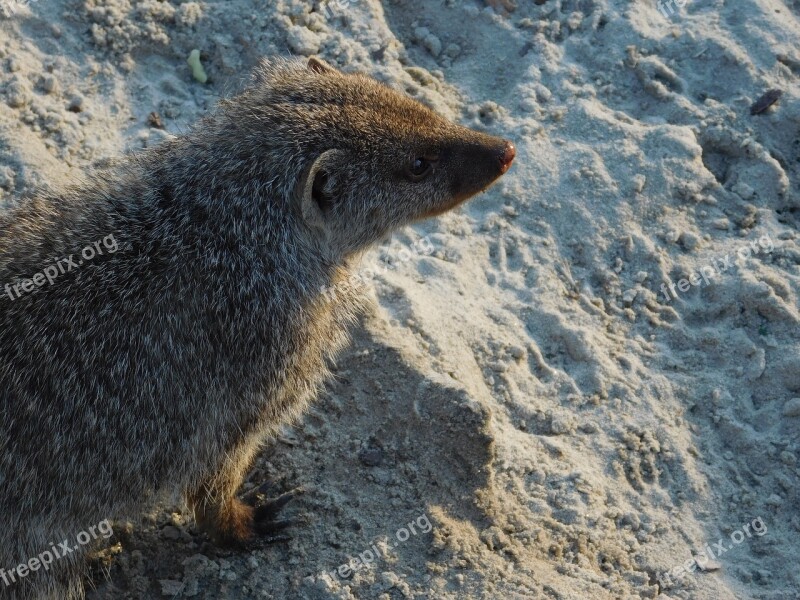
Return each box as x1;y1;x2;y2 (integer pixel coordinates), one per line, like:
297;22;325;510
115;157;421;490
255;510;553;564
0;57;515;599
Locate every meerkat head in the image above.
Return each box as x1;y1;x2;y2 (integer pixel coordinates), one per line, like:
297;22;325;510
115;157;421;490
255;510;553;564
232;57;515;258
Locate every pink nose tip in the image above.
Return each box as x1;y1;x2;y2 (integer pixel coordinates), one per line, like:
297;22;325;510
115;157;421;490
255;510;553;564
498;141;516;173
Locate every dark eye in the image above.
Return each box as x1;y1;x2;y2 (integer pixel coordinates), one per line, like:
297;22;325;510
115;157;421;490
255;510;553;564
405;155;438;182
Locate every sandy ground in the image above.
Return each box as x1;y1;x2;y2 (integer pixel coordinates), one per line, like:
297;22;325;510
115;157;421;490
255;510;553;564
1;0;799;598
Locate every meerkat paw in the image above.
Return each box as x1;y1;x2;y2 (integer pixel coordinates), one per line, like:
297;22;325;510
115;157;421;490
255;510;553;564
244;485;308;545
195;484;306;549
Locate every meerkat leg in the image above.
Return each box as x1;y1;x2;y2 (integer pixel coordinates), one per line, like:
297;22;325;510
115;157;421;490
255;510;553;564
188;481;256;547
186;445;303;547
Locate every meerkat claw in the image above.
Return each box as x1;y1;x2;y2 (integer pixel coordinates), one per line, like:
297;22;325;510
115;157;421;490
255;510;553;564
240;481;275;504
259;487;304;509
245;487;307;543
247;486;305;512
255;515;309;535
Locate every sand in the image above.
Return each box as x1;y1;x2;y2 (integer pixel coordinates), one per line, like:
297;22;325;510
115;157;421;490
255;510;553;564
1;0;798;598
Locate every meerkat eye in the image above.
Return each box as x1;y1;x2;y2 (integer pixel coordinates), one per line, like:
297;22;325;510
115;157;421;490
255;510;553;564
405;155;439;183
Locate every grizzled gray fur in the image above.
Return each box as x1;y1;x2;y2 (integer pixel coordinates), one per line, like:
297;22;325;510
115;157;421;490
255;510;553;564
0;56;514;599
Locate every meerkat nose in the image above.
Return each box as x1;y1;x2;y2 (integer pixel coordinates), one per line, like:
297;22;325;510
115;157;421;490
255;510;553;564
497;141;516;174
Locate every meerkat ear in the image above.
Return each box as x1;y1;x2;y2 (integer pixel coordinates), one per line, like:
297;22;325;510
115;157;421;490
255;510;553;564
307;57;338;75
297;149;343;230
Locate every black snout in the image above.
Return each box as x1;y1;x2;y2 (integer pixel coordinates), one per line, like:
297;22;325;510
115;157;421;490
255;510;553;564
456;136;516;193
418;135;517;219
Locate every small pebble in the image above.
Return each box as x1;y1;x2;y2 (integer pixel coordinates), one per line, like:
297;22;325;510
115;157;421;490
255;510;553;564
5;77;31;108
782;398;800;417
765;493;783;508
755;569;773;583
159;580;184;596
0;166;15;190
43;112;63;132
39;73;58;94
711;218;730;230
358;446;384;467
67;94;84;112
519;97;537;112
535;83;552;103
680;232;700;250
444;43;461;59
750;89;782;115
147;111;165;129
287;26;321;56
119;54;136;73
413;27;442;57
509;344;525;359
550;415;573;434
732;181;755;201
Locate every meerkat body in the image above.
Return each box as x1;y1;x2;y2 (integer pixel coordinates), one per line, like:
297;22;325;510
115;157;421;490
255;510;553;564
0;57;514;599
